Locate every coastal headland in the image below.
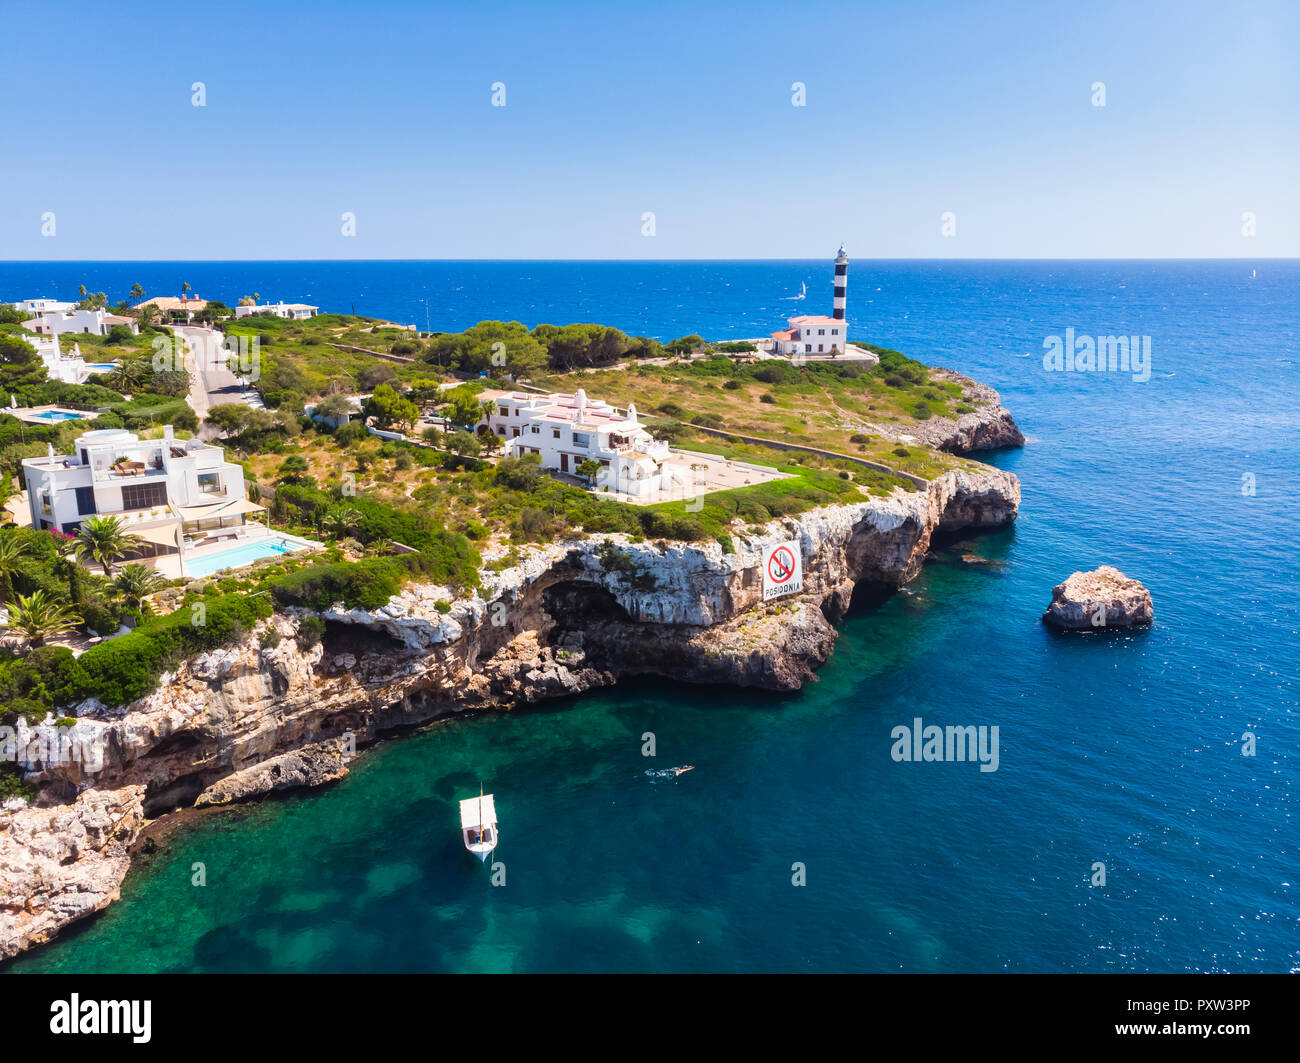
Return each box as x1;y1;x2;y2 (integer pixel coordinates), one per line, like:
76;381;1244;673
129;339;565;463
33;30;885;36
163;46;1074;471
1;456;1018;960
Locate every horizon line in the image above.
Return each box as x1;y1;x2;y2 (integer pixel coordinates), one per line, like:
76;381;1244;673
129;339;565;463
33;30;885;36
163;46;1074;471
1;256;1297;265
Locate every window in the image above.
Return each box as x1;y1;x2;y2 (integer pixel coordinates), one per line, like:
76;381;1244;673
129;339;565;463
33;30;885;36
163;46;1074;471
552;428;560;439
74;486;96;514
121;481;168;510
39;491;52;516
818;329;825;335
805;344;812;353
530;425;539;434
197;472;223;495
831;328;838;335
572;432;590;449
498;407;508;417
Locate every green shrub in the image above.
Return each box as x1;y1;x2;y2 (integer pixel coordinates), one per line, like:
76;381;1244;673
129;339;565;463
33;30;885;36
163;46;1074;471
296;615;326;647
76;592;274;708
270;559;405;611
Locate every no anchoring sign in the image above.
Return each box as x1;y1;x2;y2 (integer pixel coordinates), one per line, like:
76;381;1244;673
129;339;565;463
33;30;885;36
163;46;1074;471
762;542;803;601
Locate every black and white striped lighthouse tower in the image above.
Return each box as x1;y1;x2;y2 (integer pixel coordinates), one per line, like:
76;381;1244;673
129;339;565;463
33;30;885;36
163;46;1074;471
832;244;848;321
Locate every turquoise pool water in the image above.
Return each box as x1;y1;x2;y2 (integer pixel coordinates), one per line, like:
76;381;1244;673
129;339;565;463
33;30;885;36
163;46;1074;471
184;538;296;577
29;410;90;422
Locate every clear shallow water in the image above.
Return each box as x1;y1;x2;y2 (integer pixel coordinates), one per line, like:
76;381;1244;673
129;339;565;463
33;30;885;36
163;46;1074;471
5;259;1298;973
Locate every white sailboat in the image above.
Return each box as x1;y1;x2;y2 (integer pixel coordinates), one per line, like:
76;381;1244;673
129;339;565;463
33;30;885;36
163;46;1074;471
795;281;806;300
459;789;498;862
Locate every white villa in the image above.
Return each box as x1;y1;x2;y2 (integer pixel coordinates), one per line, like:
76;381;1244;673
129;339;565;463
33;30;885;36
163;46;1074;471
235;301;319;320
22;308;138;338
21;427;271;566
483;389;687;498
11;298;75;316
26;333;114;385
132;294;208;323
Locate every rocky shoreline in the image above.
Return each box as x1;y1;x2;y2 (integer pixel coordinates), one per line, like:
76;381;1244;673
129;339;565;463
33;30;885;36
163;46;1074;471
1;451;1021;961
876;371;1025;454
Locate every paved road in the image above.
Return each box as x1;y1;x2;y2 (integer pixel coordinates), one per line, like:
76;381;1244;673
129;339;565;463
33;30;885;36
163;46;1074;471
174;325;262;434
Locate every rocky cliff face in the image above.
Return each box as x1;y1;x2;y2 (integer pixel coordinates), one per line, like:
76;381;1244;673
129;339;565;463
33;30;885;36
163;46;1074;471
0;464;1019;961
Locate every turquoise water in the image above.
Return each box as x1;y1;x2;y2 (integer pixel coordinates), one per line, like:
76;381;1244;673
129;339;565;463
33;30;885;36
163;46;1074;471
3;260;1297;972
29;410;89;422
183;538;295;577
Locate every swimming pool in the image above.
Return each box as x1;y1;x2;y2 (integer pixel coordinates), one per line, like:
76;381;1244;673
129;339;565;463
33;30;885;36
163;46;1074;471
85;364;118;372
29;410;90;422
184;538;299;577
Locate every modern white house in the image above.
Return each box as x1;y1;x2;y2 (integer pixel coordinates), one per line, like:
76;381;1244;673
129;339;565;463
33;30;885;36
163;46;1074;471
235;301;319;320
26;333;116;385
11;298;75;316
483;389;687;498
20;427;271;565
22;309;139;338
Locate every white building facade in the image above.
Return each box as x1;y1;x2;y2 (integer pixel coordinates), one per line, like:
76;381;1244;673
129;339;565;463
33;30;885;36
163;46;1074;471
770;315;848;356
21;427;259;558
483;389;684;498
27;334;103;385
22;309;138;337
11;298;75;316
235;301;319;320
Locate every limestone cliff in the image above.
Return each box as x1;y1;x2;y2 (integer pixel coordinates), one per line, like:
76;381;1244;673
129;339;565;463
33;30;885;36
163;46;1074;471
0;464;1019;961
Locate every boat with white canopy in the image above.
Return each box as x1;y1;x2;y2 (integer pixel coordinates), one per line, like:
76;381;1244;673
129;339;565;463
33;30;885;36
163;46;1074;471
459;790;498;862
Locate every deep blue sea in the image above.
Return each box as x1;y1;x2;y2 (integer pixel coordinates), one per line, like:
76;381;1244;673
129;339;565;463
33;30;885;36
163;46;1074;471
4;260;1298;973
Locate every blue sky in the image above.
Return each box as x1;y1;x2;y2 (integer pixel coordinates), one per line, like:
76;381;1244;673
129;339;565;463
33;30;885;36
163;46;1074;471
2;0;1296;259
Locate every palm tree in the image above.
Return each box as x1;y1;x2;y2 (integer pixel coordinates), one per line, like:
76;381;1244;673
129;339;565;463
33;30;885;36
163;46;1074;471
114;563;167;612
129;282;146;302
134;303;160;331
0;534;31;608
74;516;143;577
321;506;363;538
6;590;82;647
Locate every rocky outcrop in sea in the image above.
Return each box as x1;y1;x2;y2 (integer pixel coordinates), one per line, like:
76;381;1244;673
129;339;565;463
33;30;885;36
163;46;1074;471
1043;566;1154;630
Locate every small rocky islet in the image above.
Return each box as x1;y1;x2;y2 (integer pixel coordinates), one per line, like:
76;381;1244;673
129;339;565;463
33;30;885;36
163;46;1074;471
1042;565;1153;631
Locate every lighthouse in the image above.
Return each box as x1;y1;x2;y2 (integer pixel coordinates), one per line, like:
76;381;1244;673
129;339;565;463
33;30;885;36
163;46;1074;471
833;244;848;321
768;245;851;356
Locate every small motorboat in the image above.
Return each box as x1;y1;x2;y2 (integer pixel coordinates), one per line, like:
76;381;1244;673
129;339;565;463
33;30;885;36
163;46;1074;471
460;789;498;862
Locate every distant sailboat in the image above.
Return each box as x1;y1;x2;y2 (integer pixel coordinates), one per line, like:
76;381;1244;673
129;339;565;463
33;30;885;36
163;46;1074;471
460;788;498;862
796;281;806;300
1251;268;1257;279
